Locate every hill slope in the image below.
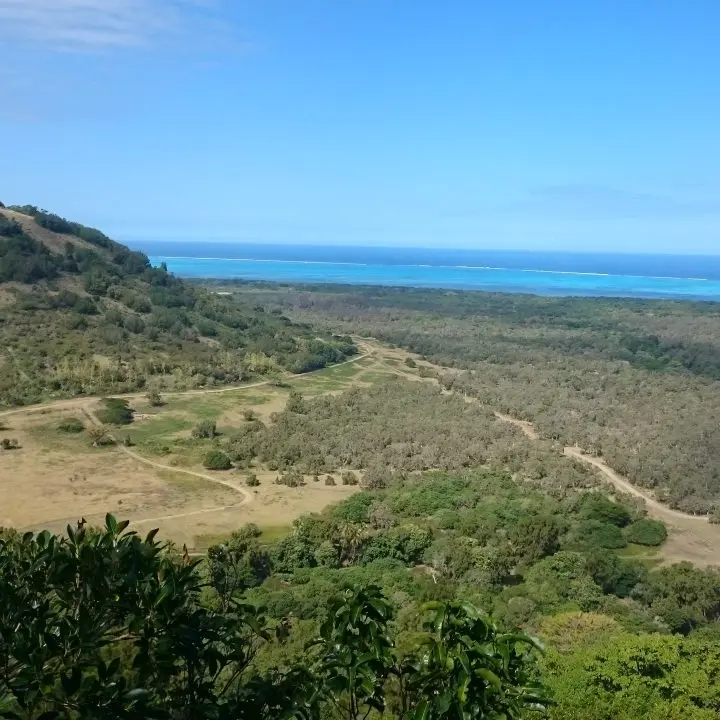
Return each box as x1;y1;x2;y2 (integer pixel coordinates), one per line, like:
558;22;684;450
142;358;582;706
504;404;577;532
0;204;355;407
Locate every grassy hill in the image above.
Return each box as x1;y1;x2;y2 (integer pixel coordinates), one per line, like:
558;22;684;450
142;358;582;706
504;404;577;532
0;204;356;407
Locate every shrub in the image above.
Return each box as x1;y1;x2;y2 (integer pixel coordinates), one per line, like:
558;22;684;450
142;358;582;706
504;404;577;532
286;390;305;414
192;420;217;439
96;398;134;425
1;438;20;450
246;474;260;487
579;493;633;527
146;391;164;407
624;518;667;546
587;521;627;549
87;427;114;447
242;409;257;421
203;450;232;471
341;471;359;486
404;357;417;368
276;470;305;487
324;475;336;486
57;418;85;434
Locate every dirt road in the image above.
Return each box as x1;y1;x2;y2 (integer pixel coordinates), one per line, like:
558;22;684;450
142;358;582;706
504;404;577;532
0;353;369;421
362;338;720;566
81;408;253;525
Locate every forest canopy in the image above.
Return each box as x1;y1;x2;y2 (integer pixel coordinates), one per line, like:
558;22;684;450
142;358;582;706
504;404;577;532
227;281;720;513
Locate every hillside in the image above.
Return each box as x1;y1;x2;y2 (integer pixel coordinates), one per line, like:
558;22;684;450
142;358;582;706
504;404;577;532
0;204;356;407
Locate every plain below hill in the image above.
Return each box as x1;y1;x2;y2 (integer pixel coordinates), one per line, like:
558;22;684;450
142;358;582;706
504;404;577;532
0;203;356;407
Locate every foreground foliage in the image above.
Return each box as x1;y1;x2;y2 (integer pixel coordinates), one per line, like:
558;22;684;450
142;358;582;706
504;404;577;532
0;517;548;719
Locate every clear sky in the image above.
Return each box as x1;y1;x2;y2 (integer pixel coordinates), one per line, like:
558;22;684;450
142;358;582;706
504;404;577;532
1;1;719;253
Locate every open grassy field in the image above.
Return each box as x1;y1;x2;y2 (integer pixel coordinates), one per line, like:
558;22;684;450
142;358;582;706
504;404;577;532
0;354;377;549
4;339;720;564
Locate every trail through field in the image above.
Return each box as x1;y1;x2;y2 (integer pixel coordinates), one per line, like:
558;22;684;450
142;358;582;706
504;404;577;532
82;409;253;524
5;341;720;564
362;337;720;566
0;352;369;420
2;353;369;536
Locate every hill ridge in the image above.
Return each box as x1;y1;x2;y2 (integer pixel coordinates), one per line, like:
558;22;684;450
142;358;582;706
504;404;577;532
0;204;356;407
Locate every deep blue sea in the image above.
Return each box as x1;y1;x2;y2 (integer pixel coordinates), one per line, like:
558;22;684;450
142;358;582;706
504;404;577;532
129;241;720;300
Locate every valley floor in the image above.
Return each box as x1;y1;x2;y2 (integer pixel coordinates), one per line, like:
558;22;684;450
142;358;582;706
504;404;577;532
2;339;719;564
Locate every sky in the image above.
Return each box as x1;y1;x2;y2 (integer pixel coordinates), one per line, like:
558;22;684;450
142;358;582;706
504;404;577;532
1;0;719;253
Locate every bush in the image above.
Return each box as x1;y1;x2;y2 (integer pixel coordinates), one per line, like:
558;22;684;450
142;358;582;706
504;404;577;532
57;418;85;434
324;475;336;486
404;357;417;368
624;519;667;546
341;471;359;486
246;474;260;487
87;427;114;447
286;389;305;414
276;470;305;487
203;450;232;471
96;398;134;425
192;420;217;439
242;409;257;421
588;521;628;549
1;438;20;450
579;493;632;527
146;391;164;407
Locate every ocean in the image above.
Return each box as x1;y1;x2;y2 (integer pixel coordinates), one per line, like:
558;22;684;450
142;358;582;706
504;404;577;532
129;241;720;301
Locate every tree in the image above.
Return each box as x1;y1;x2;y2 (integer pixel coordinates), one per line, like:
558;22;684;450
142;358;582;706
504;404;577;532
286;389;305;414
624;518;667;546
545;633;720;720
309;587;550;720
192;420;217;439
310;585;395;719
204;450;233;470
146;390;164;407
0;516;278;718
207;524;271;611
341;471;359;486
96;398;134;425
510;514;560;565
0;520;549;719
399;600;550;719
578;492;632;527
87;427;114;447
246;473;260;487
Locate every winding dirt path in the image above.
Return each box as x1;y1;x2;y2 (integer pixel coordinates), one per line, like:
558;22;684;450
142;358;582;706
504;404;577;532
6;341;720;564
0;352;369;421
363;338;720;565
81;408;253;525
4;352;369;531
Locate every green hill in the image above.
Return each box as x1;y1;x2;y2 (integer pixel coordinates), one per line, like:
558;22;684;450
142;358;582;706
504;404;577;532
0;204;356;406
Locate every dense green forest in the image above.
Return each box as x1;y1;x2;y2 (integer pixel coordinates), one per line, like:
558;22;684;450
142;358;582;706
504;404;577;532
0;208;355;407
222;282;720;513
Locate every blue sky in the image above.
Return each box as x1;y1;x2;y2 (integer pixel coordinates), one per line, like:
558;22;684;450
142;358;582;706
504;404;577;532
1;1;719;253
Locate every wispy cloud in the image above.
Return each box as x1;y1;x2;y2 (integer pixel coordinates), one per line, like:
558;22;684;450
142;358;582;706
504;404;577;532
0;0;225;50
